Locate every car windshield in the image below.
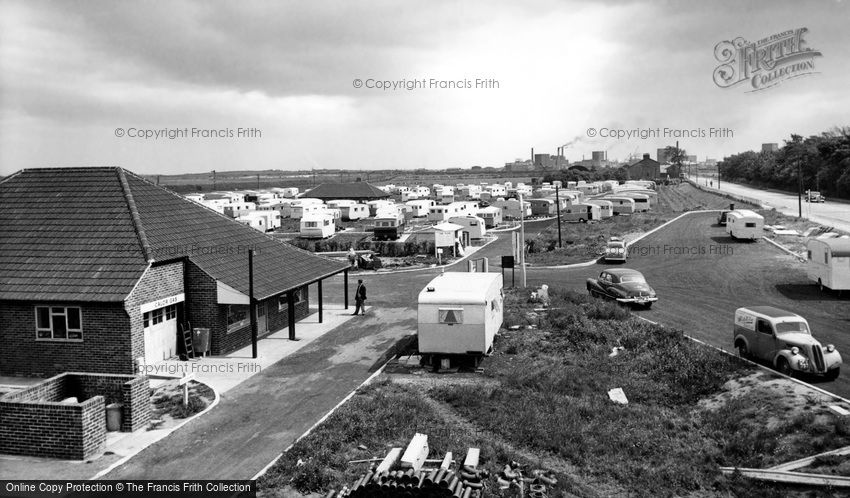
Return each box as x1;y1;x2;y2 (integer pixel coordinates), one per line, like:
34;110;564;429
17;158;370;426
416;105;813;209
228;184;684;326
619;275;646;283
775;321;810;334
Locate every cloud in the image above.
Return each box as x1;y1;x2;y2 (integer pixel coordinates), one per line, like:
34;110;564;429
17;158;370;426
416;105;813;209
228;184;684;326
1;0;848;174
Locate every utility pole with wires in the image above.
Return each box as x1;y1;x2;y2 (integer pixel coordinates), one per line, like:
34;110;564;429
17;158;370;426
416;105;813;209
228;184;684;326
555;186;562;248
518;192;527;288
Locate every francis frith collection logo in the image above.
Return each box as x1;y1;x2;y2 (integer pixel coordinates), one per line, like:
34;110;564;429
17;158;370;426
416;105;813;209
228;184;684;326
713;28;822;92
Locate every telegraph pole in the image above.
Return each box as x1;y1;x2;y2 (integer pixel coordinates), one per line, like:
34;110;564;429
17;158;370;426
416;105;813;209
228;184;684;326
518;192;527;288
797;160;802;218
555;186;562;248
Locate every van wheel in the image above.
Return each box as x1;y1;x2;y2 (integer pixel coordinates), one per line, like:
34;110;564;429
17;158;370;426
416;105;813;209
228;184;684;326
736;342;749;359
776;357;793;377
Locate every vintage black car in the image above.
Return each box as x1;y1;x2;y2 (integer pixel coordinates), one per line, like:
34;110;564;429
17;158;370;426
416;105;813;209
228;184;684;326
586;268;658;308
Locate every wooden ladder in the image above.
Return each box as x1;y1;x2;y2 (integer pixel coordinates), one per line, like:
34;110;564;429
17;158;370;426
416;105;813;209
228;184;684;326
181;322;195;359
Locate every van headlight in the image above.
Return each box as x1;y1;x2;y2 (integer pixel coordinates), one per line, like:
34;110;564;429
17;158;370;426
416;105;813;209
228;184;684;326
828;344;836;353
791;347;799;355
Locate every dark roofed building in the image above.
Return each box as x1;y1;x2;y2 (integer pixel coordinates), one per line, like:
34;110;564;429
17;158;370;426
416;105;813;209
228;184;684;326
625;154;661;180
0;167;349;377
304;182;390;202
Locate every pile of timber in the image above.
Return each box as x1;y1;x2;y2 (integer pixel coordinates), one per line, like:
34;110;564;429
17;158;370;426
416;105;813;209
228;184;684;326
326;433;485;497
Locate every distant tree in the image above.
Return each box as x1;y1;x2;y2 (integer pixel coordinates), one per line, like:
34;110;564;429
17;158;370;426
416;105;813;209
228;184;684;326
664;145;687;176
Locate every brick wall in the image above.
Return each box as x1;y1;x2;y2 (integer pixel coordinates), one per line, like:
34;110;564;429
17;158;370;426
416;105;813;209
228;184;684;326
0;301;131;376
0;373;149;459
125;261;185;364
67;372;152;432
185;261;223;353
0;373;113;460
216;288;310;355
185;261;311;355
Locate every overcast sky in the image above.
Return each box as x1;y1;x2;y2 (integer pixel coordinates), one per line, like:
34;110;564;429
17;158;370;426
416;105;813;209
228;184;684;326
1;0;848;175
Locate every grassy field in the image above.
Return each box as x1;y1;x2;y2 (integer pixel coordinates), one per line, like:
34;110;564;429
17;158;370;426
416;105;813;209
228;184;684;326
525;183;760;266
257;287;850;497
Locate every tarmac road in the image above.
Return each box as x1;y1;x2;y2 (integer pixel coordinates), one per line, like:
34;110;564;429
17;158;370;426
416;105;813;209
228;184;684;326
524;212;850;397
686;175;850;233
103;212;850;480
104;307;417;480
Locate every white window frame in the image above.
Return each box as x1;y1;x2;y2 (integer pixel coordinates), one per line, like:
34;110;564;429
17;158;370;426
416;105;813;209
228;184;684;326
278;287;306;311
35;306;83;341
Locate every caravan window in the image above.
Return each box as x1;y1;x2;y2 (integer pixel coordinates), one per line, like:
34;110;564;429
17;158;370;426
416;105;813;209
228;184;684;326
745;222;756;228
438;308;464;325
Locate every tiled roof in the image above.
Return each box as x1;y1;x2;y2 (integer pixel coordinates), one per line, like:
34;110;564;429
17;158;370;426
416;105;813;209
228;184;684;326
304;182;390;201
0;168;348;302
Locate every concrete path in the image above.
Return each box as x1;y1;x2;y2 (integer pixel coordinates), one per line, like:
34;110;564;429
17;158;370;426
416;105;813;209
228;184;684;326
687;175;850;233
102;306;417;480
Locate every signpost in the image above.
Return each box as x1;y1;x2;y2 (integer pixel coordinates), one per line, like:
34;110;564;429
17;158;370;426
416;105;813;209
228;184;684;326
179;372;196;407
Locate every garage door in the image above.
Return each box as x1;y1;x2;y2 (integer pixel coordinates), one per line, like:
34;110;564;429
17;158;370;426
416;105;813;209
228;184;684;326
143;304;178;364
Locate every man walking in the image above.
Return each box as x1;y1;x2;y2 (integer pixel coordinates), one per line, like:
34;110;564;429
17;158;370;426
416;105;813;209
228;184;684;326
352;279;367;316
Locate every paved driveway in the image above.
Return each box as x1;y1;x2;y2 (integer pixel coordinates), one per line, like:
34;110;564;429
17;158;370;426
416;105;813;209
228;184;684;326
104;307;417;480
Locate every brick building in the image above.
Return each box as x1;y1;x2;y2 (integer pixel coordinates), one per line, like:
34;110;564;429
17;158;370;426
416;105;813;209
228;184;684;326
0;167;349;377
625;154;661;180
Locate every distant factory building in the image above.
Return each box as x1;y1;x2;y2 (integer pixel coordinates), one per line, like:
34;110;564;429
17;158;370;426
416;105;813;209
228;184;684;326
504;159;534;172
625;153;661;180
534;154;567;170
591;151;609;168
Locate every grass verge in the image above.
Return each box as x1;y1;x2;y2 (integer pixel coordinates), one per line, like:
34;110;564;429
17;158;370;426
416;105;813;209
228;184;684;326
257;287;850;497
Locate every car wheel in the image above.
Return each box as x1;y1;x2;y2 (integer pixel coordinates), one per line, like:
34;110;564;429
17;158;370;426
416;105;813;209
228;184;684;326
776;357;793;377
826;367;840;381
643;302;653;310
818;278;824;292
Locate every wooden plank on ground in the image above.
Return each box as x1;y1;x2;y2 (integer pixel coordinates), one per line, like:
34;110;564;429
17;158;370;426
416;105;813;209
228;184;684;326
440;452;453;470
719;467;850;487
767;445;850;472
463;448;480;469
400;433;429;471
375;448;402;474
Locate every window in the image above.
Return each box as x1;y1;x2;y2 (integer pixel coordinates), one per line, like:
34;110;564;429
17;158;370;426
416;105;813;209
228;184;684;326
756;319;773;335
745;222;756;228
227;305;250;333
151;308;164;325
165;304;176;320
808;250;812;260
439;308;464;324
35;306;83;341
305;221;317;228
278;287;306;311
775;321;810;335
824;251;829;264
